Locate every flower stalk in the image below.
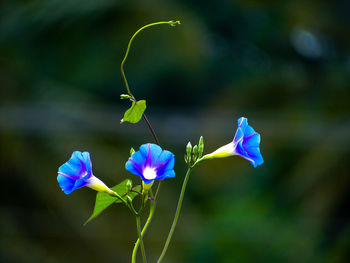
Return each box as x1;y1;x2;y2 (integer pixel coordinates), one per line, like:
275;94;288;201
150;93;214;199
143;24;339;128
135;215;147;263
156;167;193;263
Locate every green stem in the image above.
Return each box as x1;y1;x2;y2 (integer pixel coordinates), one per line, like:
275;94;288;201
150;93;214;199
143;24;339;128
120;20;180;98
109;190;129;206
120;20;180;146
142;113;160;146
132;181;162;262
127;197;139;216
134;215;147;263
121;20;180;262
156;168;192;263
193;155;207;167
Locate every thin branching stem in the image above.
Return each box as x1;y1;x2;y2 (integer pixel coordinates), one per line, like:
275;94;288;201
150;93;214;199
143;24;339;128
121;20;180;262
120;21;179;146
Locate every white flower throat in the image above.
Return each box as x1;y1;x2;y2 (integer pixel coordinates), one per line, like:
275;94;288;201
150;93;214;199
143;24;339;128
143;167;157;180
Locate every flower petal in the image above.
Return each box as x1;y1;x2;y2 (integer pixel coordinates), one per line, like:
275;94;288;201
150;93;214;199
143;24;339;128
157;169;175;180
58;151;90;179
140;143;163;167
243;132;260;148
233;118;264;167
238;117;255;137
130;150;146;168
81;151;92;177
125;158;143;177
154;150;175;174
73;178;89;191
233;127;244;143
57;151;96;194
57;174;76;194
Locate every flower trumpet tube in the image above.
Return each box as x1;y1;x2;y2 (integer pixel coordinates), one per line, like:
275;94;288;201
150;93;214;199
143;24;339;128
202;117;264;167
142;181;154;194
57;151;116;195
125;143;175;188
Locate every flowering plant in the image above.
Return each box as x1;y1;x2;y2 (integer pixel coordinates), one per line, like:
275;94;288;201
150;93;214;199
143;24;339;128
57;21;263;263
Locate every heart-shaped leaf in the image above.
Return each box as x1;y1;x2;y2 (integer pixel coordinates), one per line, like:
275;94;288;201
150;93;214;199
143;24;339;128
84;179;141;225
121;100;146;124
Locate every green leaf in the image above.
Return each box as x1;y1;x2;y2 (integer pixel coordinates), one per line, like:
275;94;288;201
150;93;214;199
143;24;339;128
84;179;141;225
121;100;146;124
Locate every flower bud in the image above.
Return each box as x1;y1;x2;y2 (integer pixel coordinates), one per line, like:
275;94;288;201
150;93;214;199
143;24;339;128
192;145;198;161
198;136;204;158
186;141;192;164
130;147;135;156
126;179;133;192
120;94;131;100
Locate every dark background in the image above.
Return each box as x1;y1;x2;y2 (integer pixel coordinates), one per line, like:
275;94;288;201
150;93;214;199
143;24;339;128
1;1;350;262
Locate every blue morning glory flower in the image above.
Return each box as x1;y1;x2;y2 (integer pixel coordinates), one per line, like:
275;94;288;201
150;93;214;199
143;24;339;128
203;117;264;167
57;151;115;195
125;143;175;185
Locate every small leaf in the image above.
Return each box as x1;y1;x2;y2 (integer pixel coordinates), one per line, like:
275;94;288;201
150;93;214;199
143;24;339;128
121;100;146;124
84;179;141;225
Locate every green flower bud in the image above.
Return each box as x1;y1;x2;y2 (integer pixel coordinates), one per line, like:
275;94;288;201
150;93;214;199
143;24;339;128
186;141;192;164
120;94;131;100
126;179;133;192
130;147;135;156
198;136;204;158
192;145;198;161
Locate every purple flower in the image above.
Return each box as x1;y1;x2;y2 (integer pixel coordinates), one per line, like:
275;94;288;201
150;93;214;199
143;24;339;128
57;151;114;195
203;117;264;167
125;143;175;184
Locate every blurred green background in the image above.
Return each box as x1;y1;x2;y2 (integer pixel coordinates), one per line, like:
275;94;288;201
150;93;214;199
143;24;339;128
1;0;350;262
